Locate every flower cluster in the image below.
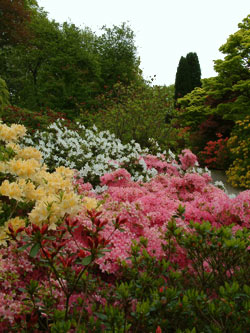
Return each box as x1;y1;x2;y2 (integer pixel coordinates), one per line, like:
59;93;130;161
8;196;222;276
0;122;83;244
0;122;26;143
22;120;165;186
199;133;230;170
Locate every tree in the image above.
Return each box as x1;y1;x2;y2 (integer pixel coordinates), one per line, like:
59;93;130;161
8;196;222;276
96;23;141;89
0;8;102;116
207;14;250;121
174;52;201;103
174;56;190;101
186;52;201;91
173;14;250;177
0;7;141;118
0;77;9;113
92;80;173;149
0;0;37;47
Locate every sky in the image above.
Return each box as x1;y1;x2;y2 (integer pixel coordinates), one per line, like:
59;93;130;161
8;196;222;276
37;0;249;86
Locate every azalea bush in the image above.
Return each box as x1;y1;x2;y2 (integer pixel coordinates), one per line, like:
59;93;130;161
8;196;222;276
0;120;250;331
199;133;230;170
22;119;174;187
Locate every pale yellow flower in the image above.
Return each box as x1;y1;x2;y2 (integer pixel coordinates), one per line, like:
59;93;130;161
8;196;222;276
10;124;27;139
5;217;25;232
0;161;7;173
0;123;26;142
55;166;74;179
0;228;8;246
42;172;73;194
20;181;37;201
8;158;40;178
0;120;83;233
16;147;42;161
0;180;23;201
6;142;20;153
28;200;52;226
59;191;81;215
83;196;98;210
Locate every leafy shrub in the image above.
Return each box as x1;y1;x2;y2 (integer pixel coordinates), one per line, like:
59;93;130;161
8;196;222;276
226;115;250;188
91;81;173;149
0;120;82;231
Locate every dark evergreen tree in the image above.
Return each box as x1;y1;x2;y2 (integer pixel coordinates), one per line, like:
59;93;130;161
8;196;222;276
174;52;201;104
186;52;202;90
174;56;190;101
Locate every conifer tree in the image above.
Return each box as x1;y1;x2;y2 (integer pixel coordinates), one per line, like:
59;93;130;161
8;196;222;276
174;52;201;103
174;56;190;101
186;52;202;91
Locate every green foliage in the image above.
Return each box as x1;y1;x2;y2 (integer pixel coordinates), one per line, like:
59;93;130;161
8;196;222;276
173;15;250;175
206;14;250;121
0;6;141;119
0;78;9;112
226;115;250;188
96;22;141;89
175;85;211;130
82;221;250;332
92;80;174;149
0;11;101;116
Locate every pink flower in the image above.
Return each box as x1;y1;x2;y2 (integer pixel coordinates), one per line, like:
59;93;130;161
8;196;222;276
179;149;198;170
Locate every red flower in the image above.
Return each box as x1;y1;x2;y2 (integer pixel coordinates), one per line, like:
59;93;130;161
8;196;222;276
156;326;162;333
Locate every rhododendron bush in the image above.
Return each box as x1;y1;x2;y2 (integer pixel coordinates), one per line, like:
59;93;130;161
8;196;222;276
0;120;250;332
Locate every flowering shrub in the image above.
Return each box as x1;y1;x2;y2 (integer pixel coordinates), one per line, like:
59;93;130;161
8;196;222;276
226;116;250;189
0;119;250;331
22;120;172;187
199;133;230;169
0;120;83;237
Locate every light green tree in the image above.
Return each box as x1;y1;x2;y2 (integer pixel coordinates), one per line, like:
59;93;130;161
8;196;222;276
0;78;9;113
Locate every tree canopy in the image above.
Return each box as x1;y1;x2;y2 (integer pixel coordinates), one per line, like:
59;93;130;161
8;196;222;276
176;15;250;124
0;0;38;47
0;4;141;118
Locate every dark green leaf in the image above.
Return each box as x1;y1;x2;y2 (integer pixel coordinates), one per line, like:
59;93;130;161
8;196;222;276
81;255;92;266
18;243;31;251
29;243;41;258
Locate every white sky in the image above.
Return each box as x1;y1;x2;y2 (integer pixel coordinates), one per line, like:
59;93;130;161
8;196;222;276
37;0;249;86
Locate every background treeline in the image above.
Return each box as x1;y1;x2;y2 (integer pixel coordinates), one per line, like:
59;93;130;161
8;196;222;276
0;1;140;117
0;0;249;188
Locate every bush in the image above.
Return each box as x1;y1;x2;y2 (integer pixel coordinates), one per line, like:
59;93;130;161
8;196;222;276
226;115;250;188
199;133;230;170
22;119;173;187
91;81;173;149
1;105;72;134
0;78;9;113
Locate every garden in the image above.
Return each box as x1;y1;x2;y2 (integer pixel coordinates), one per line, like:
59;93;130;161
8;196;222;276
0;2;249;332
0;119;249;332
